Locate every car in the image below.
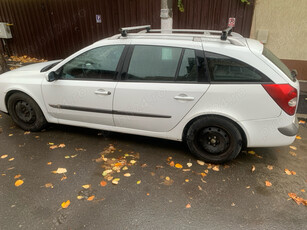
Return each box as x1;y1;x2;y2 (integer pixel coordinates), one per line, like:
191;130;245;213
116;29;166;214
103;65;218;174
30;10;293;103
0;25;299;163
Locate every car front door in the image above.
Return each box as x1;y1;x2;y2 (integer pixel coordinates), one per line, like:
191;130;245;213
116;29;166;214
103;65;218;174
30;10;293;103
42;44;126;126
113;43;210;132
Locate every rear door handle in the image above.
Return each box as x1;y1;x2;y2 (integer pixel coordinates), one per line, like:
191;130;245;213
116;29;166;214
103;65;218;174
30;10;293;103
174;95;195;101
94;89;111;95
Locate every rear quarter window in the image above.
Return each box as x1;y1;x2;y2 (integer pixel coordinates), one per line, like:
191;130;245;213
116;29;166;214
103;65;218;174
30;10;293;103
205;52;272;83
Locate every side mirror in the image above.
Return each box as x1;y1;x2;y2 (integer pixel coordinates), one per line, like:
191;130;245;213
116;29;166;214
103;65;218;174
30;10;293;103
47;71;59;82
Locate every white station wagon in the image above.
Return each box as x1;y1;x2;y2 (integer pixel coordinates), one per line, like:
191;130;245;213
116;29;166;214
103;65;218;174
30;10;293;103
0;25;299;163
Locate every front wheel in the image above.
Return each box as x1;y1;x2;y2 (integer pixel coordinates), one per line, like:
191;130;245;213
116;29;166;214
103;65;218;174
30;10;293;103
7;92;47;131
186;116;242;164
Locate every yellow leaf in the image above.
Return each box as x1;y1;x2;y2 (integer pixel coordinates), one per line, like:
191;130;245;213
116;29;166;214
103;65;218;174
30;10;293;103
52;168;67;174
8;158;15;161
70;154;78;158
130;160;136;164
295;135;302;140
61;176;67;181
58;144;66;148
289;146;297;150
175;163;183;169
301;189;305;193
9;134;13;137
65;156;70;159
87;195;95;201
15;179;24;187
1;154;8;159
45;183;53;188
212;165;220;171
165;176;170;181
122;166;128;171
50;145;58;150
289;151;297;157
248;150;255;155
265;181;272;187
24;131;30;135
197;160;205;166
267;165;273;170
14;174;21;179
251;165;256;172
112;178;120;185
185;179;189;182
77;196;84;200
186;203;191;208
102;169;112;177
124;173;131;177
187;163;192;167
136;180;141;184
61;200;70;209
298;120;306;124
82;184;90;189
169;161;175;167
48;142;54;145
285;169;291;175
201;173;207;177
47;162;52;165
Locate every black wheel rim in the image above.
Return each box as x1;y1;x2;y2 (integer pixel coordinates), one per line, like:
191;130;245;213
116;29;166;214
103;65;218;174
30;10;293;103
14;100;36;124
197;127;230;155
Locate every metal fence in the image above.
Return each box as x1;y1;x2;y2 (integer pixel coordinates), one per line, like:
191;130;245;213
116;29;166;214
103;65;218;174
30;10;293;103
0;0;254;60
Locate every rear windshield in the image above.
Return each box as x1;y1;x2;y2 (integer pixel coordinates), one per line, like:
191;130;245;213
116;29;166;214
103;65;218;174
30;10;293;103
262;47;294;81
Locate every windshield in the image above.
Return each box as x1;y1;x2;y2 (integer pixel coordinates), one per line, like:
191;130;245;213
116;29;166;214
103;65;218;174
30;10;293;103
262;47;294;81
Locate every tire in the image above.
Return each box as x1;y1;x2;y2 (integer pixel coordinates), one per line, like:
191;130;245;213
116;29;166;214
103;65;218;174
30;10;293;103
7;92;47;131
186;116;242;164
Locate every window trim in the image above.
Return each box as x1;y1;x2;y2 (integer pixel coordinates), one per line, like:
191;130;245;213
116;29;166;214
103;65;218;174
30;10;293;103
55;45;127;82
120;44;209;84
204;51;274;84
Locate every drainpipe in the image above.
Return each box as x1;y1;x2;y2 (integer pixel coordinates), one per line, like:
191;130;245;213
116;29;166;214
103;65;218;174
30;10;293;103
161;0;173;33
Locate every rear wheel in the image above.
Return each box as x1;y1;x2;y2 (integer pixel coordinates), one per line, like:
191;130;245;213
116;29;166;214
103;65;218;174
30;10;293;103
7;92;47;131
186;116;242;163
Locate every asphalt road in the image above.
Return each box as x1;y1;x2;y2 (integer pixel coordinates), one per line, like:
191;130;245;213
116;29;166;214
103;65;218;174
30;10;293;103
0;111;306;230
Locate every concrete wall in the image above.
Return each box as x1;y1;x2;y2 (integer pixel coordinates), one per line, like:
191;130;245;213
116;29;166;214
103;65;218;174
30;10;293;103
250;0;307;61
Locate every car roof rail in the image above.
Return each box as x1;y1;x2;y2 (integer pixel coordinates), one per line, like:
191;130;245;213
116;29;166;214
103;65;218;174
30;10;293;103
120;25;151;37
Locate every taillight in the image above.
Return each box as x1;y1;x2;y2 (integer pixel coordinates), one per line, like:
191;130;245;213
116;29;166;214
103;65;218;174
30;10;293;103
262;84;297;116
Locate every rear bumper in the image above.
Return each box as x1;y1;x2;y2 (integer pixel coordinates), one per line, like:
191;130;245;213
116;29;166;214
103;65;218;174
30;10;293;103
278;117;298;136
241;113;297;147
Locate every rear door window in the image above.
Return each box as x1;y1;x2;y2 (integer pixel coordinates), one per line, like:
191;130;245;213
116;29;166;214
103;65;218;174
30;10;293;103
205;52;271;82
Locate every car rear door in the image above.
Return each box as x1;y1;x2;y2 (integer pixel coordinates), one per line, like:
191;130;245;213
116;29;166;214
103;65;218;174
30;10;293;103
113;41;210;132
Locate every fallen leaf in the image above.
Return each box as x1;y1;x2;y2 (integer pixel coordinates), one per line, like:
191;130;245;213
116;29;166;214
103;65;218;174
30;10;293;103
197;160;205;166
265;181;272;187
100;181;107;187
289;146;297;150
187;163;192;168
58;144;66;148
251;165;256;172
186;203;191;208
212;165;220;171
61;176;67;181
14;174;21;179
141;163;147;168
49;145;58;150
52;168;67;174
9;134;13;137
285;169;296;175
45;183;53;188
1;154;8;159
75;148;86;151
289;151;297;157
82;184;90;189
296;135;302;140
70;154;78;158
124;173;131;177
246;186;251;189
102;169;113;177
15;179;24;187
130;160;136;164
122;166;128;171
77;196;84;200
106;176;113;181
175;163;183;169
182;169;191;172
288;193;307;206
204;169;209;174
146;193;150;196
267;165;273;170
248;150;255;155
47;162;52;165
65;156;70;159
167;157;172;161
169;161;175;167
231;203;236;207
8;158;15;161
165;176;170;181
198;185;203;191
201;173;207;177
24;131;30;135
136;180;141;184
299;120;306;124
185;179;189;182
112;178;120;185
87;196;95;201
301;189;305;193
61;200;70;208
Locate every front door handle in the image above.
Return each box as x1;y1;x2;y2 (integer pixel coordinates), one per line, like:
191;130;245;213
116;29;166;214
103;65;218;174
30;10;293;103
174;95;195;101
94;89;111;95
